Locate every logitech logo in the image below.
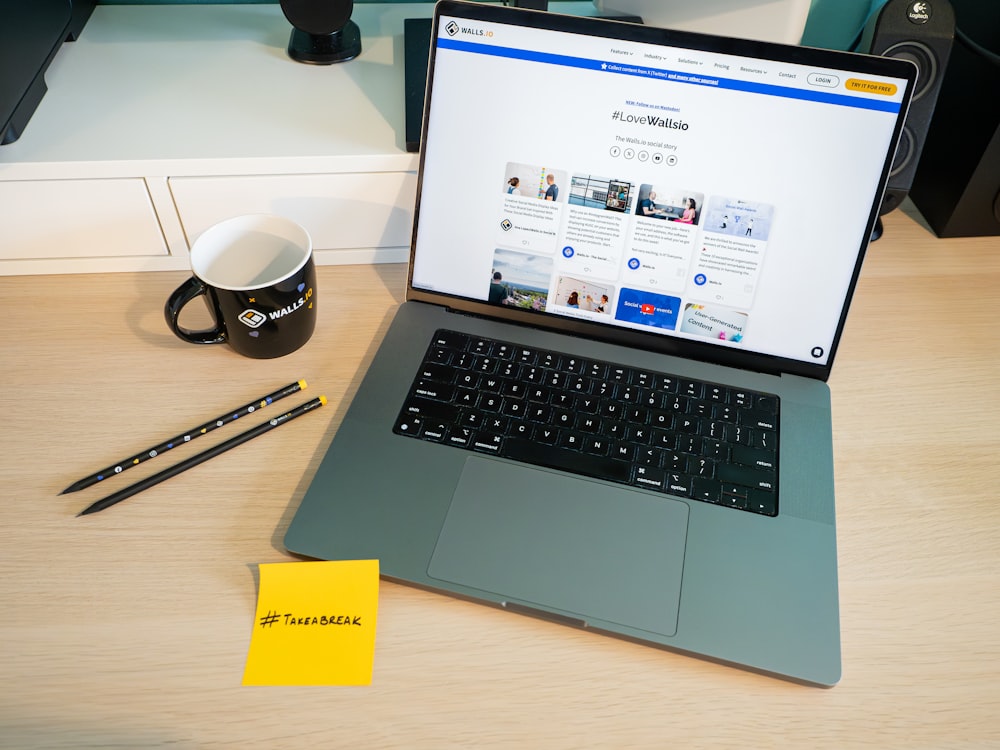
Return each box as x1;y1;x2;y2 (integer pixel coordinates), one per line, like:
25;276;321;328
907;1;931;23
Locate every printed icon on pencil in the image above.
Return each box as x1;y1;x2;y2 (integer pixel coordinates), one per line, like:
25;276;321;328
238;309;268;329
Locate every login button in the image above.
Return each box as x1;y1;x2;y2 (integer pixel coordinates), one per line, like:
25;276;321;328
808;73;839;88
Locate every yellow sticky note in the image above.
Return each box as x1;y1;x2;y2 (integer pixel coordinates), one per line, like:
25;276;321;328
242;559;379;686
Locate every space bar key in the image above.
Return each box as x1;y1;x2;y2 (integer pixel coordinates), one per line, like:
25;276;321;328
501;438;632;483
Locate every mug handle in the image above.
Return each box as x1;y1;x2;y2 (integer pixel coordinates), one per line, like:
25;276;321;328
164;277;228;345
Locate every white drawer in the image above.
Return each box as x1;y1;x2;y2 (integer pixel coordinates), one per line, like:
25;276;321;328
169;172;417;264
0;178;167;260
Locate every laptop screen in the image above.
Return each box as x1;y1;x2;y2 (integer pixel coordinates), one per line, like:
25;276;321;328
409;2;914;376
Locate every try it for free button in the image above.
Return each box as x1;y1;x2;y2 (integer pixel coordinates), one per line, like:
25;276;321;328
845;78;899;96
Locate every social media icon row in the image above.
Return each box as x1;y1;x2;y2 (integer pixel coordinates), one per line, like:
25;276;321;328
609;146;678;167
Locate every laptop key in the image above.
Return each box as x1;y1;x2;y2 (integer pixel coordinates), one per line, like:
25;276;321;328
702;438;728;460
480;375;504;393
469;338;493;355
401;397;458;422
635;446;661;466
515;347;537;364
611;442;635;461
691;477;721;503
493;342;515;359
456;371;479;388
720;491;749;510
501;399;526;418
473;432;504;454
690;457;715;478
394;413;423;436
732;444;776;471
413;380;455;401
418;362;454;382
755;395;778;414
747;489;778;516
752;429;777;451
666;473;693;497
479;393;502;411
422;422;449;441
510;421;532;437
432;330;469;350
455;387;478;406
558;431;584;450
582;436;611;456
447;427;474;447
532;426;559;445
633;465;667;490
717;463;776;492
679;379;704;398
739;408;777;431
503;438;632;483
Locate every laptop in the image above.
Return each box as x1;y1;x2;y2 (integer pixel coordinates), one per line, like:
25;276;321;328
286;0;915;686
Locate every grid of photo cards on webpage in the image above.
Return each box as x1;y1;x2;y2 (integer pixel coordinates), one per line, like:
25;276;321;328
490;161;772;346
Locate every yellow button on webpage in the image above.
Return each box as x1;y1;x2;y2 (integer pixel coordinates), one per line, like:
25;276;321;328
845;78;898;96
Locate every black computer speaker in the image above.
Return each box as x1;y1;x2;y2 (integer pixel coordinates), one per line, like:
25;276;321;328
909;0;1000;237
860;0;955;215
280;0;361;64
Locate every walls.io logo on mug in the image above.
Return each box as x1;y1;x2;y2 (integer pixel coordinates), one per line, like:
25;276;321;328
238;309;268;329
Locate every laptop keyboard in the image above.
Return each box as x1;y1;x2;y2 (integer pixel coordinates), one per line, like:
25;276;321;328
393;329;779;516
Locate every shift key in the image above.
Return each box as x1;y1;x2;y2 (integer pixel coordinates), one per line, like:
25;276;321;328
402;397;458;422
717;463;776;492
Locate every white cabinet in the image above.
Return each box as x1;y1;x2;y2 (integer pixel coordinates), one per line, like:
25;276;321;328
0;178;168;262
0;3;426;276
169;171;418;266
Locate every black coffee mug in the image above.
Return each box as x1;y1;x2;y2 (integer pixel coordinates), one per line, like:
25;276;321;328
165;215;317;359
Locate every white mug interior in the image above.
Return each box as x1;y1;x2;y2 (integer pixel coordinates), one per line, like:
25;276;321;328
190;215;313;291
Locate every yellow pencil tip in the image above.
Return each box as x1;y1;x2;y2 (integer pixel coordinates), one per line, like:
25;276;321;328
320;395;328;406
298;379;308;390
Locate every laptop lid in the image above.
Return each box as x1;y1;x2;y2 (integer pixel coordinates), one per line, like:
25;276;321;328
406;1;915;380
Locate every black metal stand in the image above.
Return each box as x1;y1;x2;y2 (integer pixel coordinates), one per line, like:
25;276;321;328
287;20;361;65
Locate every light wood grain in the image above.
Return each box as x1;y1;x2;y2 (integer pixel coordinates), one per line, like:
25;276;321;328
1;206;998;749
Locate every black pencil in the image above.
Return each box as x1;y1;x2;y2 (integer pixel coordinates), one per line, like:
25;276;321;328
76;395;327;517
61;380;308;494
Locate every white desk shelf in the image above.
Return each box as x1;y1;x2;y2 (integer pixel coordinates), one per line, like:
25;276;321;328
0;3;429;275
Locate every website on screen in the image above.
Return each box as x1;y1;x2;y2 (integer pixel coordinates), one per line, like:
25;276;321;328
411;16;908;366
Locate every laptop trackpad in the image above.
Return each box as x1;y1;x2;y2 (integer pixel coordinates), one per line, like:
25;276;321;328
427;456;689;636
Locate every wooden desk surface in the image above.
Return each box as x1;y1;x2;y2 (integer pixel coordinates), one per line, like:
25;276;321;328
1;206;998;748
